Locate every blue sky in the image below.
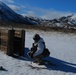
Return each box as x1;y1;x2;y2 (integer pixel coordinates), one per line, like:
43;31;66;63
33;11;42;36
0;0;76;19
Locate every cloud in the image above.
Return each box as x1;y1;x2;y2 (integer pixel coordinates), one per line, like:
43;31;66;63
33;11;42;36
40;10;72;19
21;6;73;19
21;6;26;8
6;0;14;3
8;4;21;12
22;11;36;17
1;0;74;20
0;0;14;3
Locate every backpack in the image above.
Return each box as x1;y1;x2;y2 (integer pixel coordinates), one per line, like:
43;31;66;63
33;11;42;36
42;48;50;57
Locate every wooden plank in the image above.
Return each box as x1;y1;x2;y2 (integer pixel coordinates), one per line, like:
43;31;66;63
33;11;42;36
0;30;8;52
15;30;21;37
7;30;15;56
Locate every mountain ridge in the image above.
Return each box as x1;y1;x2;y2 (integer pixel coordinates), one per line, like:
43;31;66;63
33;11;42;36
0;1;38;25
0;1;76;29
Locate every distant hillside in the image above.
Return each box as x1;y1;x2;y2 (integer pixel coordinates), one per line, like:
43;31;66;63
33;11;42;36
0;1;76;30
41;14;76;29
0;1;38;25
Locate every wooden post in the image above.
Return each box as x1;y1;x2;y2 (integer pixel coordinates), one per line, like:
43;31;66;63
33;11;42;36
0;29;25;57
20;30;25;56
0;30;1;50
7;30;15;56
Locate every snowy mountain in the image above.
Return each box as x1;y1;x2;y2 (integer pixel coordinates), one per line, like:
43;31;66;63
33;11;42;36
0;1;76;28
0;1;38;24
24;16;43;25
0;30;76;75
41;14;76;29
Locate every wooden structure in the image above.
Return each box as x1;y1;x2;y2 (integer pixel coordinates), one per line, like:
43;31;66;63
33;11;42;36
0;29;25;56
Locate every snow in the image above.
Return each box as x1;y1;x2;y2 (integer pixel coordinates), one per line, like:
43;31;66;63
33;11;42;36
0;1;40;24
0;30;76;75
28;62;46;68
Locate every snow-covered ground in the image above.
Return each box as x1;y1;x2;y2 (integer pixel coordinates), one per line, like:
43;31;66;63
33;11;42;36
0;30;76;75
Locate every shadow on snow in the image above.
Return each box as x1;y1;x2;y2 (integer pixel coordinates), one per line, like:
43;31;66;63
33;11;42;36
17;48;76;73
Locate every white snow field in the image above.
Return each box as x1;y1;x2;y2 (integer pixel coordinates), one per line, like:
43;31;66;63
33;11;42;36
0;30;76;75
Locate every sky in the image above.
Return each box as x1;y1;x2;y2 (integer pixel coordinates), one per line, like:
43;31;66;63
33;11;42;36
0;0;76;19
